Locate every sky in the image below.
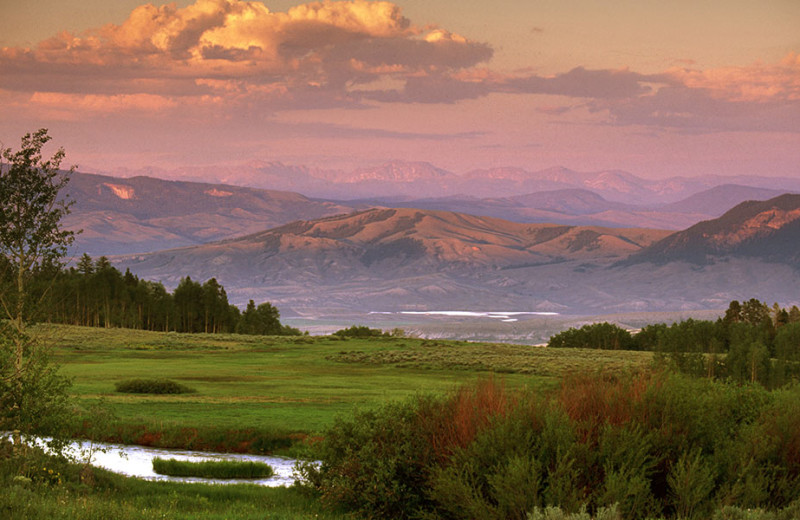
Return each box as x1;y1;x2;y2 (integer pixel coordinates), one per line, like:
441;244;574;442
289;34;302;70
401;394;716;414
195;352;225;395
0;0;799;180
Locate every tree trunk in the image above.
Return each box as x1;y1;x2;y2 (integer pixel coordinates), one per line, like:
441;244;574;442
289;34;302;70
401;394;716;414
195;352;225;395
12;255;25;453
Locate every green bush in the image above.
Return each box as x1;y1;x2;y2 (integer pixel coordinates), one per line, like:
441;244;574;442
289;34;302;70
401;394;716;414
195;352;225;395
114;379;195;394
151;457;274;479
298;397;437;519
332;325;386;338
548;323;634;350
667;450;716;520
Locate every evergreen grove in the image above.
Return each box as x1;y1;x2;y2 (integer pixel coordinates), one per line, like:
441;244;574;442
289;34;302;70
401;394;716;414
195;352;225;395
3;253;300;335
547;298;800;388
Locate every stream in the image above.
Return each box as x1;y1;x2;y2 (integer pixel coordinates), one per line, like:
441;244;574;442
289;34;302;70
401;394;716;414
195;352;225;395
11;435;304;487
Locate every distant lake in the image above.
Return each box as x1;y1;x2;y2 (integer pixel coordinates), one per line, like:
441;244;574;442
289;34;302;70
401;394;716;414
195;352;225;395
372;310;560;323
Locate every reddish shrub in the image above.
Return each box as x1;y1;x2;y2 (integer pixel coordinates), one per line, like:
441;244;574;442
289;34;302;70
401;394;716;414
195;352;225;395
557;370;653;441
421;377;518;462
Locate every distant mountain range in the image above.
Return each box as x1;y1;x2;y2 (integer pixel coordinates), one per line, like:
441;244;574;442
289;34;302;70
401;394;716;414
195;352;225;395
65;170;793;255
115;194;800;314
106;160;800;204
116;208;670;311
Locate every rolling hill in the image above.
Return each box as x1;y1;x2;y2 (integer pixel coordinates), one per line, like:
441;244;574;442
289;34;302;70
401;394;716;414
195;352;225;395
627;194;800;267
115;199;800;314
116;208;673;311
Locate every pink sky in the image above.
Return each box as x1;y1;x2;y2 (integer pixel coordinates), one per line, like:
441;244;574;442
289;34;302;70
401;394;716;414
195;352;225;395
1;0;799;180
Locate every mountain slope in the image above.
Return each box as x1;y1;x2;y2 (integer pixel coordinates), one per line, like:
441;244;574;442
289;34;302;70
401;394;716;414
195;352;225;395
628;194;800;266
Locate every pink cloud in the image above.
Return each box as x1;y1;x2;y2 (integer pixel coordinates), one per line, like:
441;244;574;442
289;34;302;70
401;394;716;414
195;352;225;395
0;0;796;138
666;53;800;103
31;92;179;113
591;54;800;133
0;0;490;114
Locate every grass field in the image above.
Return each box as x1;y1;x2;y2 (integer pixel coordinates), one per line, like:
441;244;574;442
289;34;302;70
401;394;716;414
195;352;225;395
7;324;795;520
37;324;653;450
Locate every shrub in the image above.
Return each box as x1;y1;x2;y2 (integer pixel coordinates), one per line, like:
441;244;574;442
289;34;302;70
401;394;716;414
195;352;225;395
427;413;545;520
527;504;622;520
299;398;436;519
667;450;716;520
595;425;659;518
332;325;386;338
114;379;195;394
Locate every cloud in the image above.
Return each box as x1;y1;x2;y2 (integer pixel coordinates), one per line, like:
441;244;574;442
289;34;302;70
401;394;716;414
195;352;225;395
598;84;800;134
503;67;657;99
31;92;179;113
0;0;491;113
267;120;487;141
0;0;796;136
593;55;800;133
667;53;800;103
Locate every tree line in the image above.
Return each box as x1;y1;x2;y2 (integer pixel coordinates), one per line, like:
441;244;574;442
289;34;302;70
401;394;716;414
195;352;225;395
3;253;300;336
547;298;800;388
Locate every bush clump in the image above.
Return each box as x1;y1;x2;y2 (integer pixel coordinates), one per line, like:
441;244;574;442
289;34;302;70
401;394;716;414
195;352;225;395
114;379;195;394
332;325;386;338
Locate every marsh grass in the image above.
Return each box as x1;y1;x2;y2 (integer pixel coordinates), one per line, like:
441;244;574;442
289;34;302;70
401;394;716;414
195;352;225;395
151;457;274;479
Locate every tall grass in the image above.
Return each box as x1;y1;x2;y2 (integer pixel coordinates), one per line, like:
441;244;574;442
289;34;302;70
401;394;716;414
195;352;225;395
151;457;274;479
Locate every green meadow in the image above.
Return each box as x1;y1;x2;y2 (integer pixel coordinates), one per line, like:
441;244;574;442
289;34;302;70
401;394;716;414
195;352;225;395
40;323;651;448
4;324;800;519
2;324;654;519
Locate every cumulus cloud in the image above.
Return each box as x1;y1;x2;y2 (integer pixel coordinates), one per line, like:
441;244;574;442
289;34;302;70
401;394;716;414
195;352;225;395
0;0;797;136
0;0;492;113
